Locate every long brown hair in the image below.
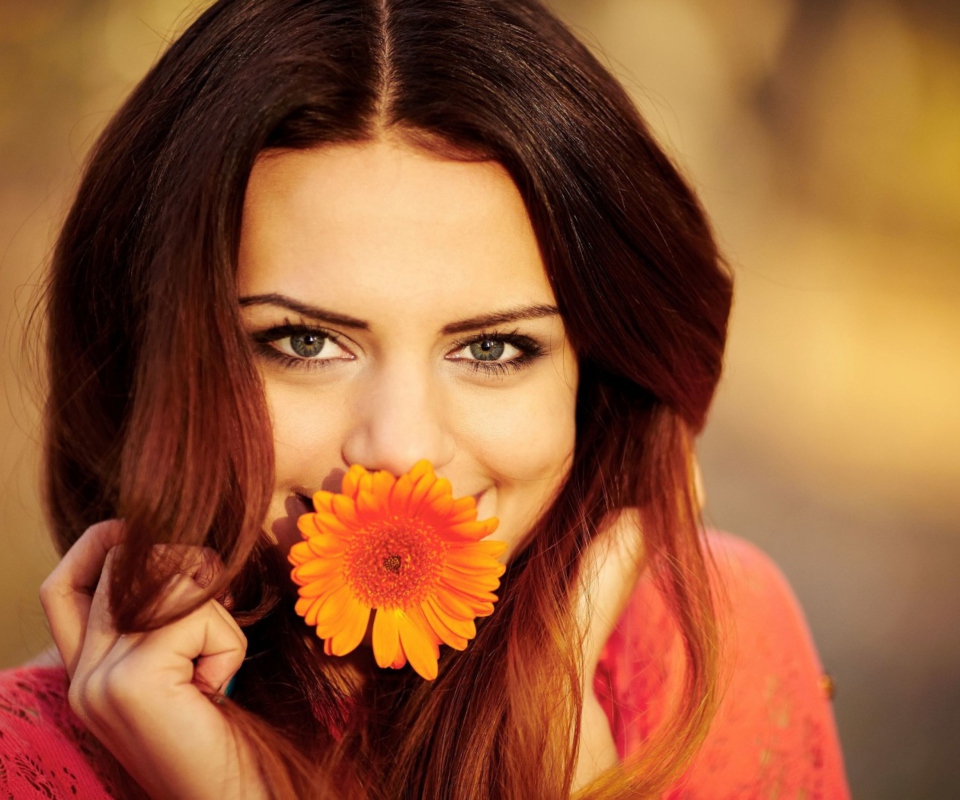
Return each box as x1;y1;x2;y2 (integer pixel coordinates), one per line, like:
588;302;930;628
42;0;732;797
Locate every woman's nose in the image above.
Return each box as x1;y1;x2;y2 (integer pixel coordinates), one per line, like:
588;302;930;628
340;361;455;476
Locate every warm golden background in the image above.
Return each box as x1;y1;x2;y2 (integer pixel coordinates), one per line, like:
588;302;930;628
1;0;958;796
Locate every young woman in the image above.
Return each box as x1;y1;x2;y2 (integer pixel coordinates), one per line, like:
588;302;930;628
0;0;849;797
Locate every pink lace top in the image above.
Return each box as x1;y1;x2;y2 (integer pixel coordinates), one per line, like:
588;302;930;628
0;533;849;798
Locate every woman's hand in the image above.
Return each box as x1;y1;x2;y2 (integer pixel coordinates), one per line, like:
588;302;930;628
39;520;265;800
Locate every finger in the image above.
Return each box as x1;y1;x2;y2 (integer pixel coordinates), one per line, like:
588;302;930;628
39;519;125;679
133;574;247;694
144;571;246;645
193;600;247;696
126;592;247;697
74;544;132;686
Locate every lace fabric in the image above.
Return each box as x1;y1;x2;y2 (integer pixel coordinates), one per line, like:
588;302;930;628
0;533;849;798
595;532;851;799
0;665;118;799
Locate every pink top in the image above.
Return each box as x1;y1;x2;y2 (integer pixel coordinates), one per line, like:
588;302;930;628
0;533;849;798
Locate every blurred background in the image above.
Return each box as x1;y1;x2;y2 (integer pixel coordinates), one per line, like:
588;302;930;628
1;0;957;796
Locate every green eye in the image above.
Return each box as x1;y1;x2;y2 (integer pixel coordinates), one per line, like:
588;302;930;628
290;332;326;358
469;340;506;361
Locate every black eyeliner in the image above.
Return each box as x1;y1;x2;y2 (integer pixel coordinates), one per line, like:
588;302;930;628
247;323;546;375
250;322;344;371
448;329;546;375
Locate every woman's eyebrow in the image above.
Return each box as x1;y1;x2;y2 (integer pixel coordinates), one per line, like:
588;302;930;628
238;293;370;329
439;304;559;334
238;293;559;334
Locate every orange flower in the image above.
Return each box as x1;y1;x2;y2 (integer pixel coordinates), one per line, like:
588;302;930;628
288;460;506;680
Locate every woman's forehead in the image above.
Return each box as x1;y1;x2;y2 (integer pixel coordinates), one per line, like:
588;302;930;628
237;139;558;330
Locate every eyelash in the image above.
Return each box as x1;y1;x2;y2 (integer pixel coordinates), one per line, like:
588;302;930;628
250;324;350;370
451;329;545;375
250;323;545;376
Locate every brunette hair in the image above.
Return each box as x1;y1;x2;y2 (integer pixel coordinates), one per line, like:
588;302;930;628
43;0;732;797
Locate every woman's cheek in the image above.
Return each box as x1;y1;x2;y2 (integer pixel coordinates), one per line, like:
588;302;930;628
265;382;344;490
455;374;576;482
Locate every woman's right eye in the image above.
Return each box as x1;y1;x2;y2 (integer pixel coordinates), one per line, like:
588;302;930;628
251;325;353;367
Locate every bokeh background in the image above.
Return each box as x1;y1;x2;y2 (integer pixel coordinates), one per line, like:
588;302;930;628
1;0;958;796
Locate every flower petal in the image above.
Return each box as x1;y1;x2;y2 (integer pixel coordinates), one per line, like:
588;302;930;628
297;574;346;598
358;472;374;495
341;465;368;499
372;470;396;503
372;609;401;668
442;570;502;593
313;582;354;633
445;548;506;575
303;597;325;627
293;558;342;583
295;596;316;617
296;514;325;539
446;496;478;524
408;604;443;647
310;490;335;515
445;519;499;540
357;489;380;516
421;599;470;650
332;495;361;526
426;597;477;640
426;492;454;518
464;540;509;558
407;470;437;515
307;534;347;558
329;596;370;656
408;459;433;485
424;477;452;506
397;610;439;680
437;579;500;612
390;473;415;515
472;602;496;618
288;541;314;566
433;586;476;620
305;512;353;540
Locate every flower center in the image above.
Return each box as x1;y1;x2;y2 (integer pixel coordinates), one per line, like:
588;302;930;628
343;515;445;608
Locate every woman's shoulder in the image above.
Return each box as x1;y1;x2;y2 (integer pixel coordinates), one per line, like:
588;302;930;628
598;530;806;675
596;530;851;799
602;530;828;668
0;664;117;799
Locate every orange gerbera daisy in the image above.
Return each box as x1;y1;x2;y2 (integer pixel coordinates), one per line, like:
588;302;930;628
288;460;507;680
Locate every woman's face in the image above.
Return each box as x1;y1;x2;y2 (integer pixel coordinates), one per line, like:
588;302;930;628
236;138;578;561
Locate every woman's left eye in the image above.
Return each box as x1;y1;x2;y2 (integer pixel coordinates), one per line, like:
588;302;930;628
447;332;543;375
460;339;516;362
